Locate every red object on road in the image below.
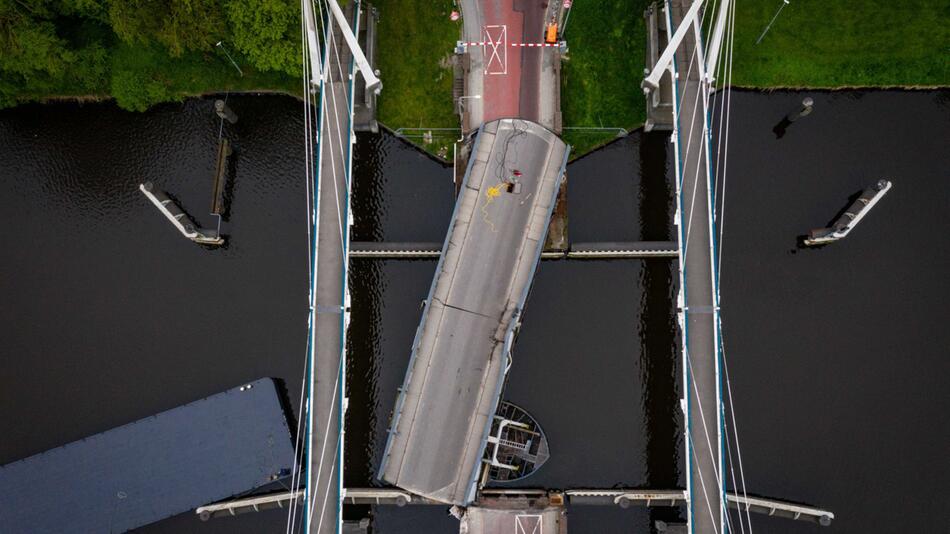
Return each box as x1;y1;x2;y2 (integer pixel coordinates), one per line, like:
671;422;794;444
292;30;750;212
563;0;572;8
450;10;460;21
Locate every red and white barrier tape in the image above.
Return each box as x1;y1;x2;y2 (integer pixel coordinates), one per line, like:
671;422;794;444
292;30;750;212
462;42;562;47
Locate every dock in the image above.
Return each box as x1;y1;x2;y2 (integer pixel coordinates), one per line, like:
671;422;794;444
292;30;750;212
0;378;294;534
378;119;569;505
139;182;223;245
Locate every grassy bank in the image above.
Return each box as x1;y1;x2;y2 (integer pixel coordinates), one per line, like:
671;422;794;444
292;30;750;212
560;0;649;157
373;0;460;158
732;0;950;87
4;1;946;159
558;0;949;157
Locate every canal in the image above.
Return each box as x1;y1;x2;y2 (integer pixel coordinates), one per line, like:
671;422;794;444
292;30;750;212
0;90;946;533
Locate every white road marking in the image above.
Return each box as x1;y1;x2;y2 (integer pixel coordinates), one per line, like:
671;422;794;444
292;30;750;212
484;25;508;75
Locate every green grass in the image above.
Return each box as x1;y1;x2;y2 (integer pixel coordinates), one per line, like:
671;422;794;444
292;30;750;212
373;0;460;158
556;0;949;157
560;0;649;156
2;17;298;110
732;0;950;87
7;1;947;159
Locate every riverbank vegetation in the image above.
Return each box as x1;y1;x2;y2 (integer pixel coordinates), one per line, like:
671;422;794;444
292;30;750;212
732;0;949;88
560;0;648;157
372;0;459;157
0;0;299;111
560;0;949;156
2;0;946;158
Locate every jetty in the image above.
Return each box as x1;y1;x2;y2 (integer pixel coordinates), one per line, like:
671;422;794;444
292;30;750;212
139;182;223;245
805;180;892;245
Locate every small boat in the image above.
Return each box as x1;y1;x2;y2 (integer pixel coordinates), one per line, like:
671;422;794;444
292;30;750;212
481;402;550;483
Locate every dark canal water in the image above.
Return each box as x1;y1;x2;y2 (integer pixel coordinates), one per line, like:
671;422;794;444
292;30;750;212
0;90;947;533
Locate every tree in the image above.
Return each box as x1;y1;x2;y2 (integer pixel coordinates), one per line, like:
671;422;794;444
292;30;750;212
0;0;75;105
110;66;171;111
59;0;109;22
0;1;72;78
109;0;224;56
224;0;300;77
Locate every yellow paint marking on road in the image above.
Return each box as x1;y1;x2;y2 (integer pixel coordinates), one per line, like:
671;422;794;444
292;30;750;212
481;184;504;232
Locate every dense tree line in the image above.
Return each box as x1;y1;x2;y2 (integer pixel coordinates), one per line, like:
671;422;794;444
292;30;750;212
0;0;300;110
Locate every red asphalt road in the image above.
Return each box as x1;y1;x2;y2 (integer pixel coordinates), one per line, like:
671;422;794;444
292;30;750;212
479;0;548;123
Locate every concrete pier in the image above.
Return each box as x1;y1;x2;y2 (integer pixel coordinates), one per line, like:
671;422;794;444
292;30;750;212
353;3;379;133
805;180;892;245
644;2;675;132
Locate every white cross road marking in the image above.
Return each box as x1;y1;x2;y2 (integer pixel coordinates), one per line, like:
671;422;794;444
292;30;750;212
484;25;508;75
515;514;543;534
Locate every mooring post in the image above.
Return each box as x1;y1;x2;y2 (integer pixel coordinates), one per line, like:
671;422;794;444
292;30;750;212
786;97;814;122
215;100;238;124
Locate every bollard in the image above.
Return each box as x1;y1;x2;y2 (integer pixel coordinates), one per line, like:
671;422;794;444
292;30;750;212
214;100;238;124
786;97;814;122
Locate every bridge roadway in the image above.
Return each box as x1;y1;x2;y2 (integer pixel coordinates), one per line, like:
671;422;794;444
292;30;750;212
378;119;569;505
305;4;360;534
667;1;725;533
459;0;561;132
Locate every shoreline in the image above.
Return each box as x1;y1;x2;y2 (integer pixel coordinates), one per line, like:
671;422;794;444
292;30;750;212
12;85;947;163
